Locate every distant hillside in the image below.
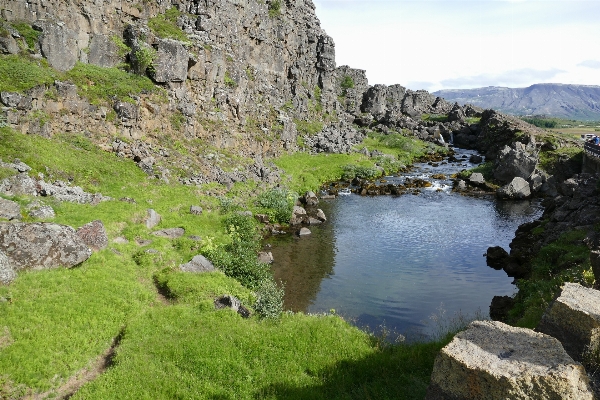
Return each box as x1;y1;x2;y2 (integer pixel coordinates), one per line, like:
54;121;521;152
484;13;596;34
434;83;600;121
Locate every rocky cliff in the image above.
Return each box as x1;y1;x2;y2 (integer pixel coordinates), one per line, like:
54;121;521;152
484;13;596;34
434;84;600;121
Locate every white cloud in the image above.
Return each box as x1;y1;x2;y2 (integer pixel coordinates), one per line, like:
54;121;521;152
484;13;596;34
578;60;600;69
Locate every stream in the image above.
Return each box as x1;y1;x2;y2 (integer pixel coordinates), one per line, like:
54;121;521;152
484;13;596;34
266;148;543;340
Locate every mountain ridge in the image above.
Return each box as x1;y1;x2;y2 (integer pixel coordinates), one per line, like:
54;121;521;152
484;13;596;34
434;83;600;121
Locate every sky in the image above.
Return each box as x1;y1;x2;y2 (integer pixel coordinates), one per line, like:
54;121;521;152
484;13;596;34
312;0;600;92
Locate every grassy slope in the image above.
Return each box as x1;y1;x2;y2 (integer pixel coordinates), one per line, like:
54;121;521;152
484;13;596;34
0;126;450;398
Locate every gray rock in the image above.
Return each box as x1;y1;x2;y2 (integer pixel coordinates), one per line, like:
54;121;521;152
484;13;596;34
455;180;467;191
0;222;91;272
0;92;22;108
529;172;544;193
307;217;322;225
87;34;120;68
290;205;307;225
426;320;594;399
258;251;274;264
489;295;515;322
33;20;78;72
145;209;161;229
303;191;319;206
114;101;138;121
54;80;78;98
468;173;485;186
113;237;129;244
0;250;16;285
469;154;483;164
0;198;21;220
180;254;215;273
214;294;251;318
537;283;600;361
152;227;185;238
298;227;311;236
316;209;327;221
190;205;203;215
28;205;55;219
497;177;531;200
485;246;508;270
0;35;19;55
151;39;189;83
76;220;108;251
493;143;538;184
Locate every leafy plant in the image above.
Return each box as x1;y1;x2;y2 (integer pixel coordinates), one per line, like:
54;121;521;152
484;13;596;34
294;119;323;136
224;71;236;88
11;22;40;51
340;75;354;96
254;279;284;319
268;0;281;18
256;187;296;224
170;111;186;130
342;164;381;180
133;45;156;75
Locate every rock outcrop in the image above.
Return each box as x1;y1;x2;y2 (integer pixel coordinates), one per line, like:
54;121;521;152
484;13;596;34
496;177;531;199
537;283;600;362
180;255;215;273
427;320;594;399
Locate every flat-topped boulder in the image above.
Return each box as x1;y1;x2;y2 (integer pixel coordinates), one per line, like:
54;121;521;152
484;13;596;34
426;320;593;399
537;283;600;361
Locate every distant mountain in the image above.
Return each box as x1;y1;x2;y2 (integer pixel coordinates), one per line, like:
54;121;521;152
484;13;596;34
433;83;600;121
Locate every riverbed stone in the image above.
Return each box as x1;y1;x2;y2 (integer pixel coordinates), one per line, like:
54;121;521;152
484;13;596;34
426;320;594;399
468;173;485;186
303;191;319;206
180;254;215;273
497;177;531;199
316;209;327;222
537;283;600;361
290;205;307;225
298;227;311;236
486;246;509;270
258;251;274;264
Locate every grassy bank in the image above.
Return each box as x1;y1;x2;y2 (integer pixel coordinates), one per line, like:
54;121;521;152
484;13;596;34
0;126;452;398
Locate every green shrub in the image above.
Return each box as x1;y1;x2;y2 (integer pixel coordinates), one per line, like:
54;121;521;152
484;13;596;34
254;278;284;319
256;187;296;224
148;7;189;42
170;111;186;130
224;71;236;87
133;45;156;75
268;0;281;18
340;75;354;96
342;164;381;180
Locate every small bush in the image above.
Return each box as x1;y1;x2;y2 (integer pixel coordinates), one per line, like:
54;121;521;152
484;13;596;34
148;7;189;42
256;187;296;224
340;75;354;96
294;119;323;136
268;0;281;18
11;22;40;51
254;279;284;319
224;71;236;88
133;45;156;75
342;164;381;180
170;111;186;130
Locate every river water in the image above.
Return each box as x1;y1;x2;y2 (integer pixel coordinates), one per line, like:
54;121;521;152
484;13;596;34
266;148;542;340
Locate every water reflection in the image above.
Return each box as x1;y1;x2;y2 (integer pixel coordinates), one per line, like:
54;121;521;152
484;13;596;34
268;150;543;339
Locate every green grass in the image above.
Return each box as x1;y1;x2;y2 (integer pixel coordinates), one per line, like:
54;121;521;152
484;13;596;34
508;229;594;328
362;132;441;166
0;55;57;92
294;119;323;136
421;114;448;123
65;62;161;104
0;127;457;398
456;161;494;181
10;22;41;51
148;7;190;43
538;145;583;174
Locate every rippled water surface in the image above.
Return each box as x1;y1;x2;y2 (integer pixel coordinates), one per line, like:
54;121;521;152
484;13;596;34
267;149;543;339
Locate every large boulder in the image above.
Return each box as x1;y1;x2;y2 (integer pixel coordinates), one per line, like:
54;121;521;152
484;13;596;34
0;222;91;272
87;34;120;68
485;246;509;270
290;205;307;225
493;143;538;184
150;39;189;83
426;320;594;399
33;20;78;72
496;177;531;200
537;283;600;361
0;198;21;220
145;209;161;229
